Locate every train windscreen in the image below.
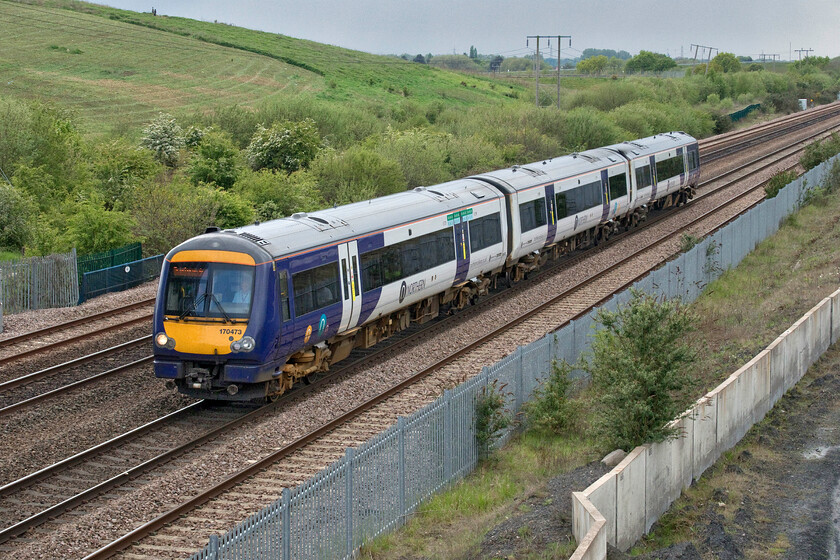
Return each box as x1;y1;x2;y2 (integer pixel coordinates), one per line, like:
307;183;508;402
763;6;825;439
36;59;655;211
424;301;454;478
164;262;254;321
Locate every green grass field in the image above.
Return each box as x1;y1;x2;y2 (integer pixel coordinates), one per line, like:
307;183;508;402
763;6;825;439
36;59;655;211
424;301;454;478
0;0;523;136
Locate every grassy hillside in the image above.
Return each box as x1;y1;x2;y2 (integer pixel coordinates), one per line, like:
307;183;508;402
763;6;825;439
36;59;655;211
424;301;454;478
0;0;521;135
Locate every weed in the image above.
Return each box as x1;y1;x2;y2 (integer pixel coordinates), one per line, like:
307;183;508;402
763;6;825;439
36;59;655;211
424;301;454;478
680;233;702;252
764;169;796;199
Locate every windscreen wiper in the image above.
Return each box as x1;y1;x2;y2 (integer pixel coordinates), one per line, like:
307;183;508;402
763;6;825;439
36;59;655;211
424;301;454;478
179;292;208;320
208;293;233;324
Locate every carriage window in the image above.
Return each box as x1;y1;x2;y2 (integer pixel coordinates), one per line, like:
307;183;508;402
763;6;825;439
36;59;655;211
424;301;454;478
687;149;700;172
292;262;340;317
656;155;684;182
519;198;547;233
469;213;502;252
609;173;628;199
635;165;652;189
361;228;456;292
562;180;602;216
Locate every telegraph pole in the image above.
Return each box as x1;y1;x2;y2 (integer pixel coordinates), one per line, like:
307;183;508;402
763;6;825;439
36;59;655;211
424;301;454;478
528;34;571;108
556;35;571;109
690;43;716;74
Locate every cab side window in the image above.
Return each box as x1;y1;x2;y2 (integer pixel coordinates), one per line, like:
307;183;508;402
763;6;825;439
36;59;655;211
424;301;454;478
278;270;291;321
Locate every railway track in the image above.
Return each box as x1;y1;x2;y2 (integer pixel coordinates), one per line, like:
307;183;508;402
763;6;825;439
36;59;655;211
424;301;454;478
1;105;838;560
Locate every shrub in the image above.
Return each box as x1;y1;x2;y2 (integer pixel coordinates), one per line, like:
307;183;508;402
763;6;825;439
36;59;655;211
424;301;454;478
765;170;797;198
63;200;137;254
0;183;37;251
188;130;241;189
88;138;159;209
311;146;405;204
800;133;840;170
584;289;699;451
475;380;512;459
373;127;453;188
131;177;220;255
233;168;323;219
523;360;580;435
245;118;321;173
140;113;184;167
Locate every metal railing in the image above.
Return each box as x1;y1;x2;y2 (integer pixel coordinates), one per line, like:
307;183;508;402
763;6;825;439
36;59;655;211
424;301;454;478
0;249;79;314
79;254;164;303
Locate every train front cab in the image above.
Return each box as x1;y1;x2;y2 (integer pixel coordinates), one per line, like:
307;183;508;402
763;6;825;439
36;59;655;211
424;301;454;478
153;239;282;401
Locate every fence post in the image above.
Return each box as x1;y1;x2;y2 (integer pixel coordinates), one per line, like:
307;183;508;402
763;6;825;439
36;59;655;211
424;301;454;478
345;447;355;557
398;416;406;520
514;346;523;414
208;534;219;560
443;390;452;482
281;487;290;560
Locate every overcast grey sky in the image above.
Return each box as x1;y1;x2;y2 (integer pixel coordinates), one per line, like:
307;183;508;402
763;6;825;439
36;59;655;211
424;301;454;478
99;1;838;61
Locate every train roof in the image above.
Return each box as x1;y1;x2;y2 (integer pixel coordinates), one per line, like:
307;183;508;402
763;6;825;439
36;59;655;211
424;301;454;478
472;132;698;194
603;131;697;159
214;177;503;260
472;147;625;194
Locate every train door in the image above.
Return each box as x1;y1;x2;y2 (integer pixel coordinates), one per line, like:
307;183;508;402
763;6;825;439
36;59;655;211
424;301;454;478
544;183;557;245
338;241;362;331
276;266;296;359
599;169;610;223
453;217;472;284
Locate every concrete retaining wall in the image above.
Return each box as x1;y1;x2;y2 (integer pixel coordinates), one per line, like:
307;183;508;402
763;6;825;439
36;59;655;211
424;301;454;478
571;288;840;558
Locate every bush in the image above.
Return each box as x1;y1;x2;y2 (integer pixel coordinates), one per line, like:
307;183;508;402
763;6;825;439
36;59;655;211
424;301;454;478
88;138;159;210
800;133;840;170
311;146;405;204
233;168;323;219
764;170;797;198
523;360;580;435
140;113;184;167
63;201;137;254
0;183;37;251
373;127;453;188
245;118;321;173
584;289;699;451
188;130;241;189
475;380;512;459
130;177;219;255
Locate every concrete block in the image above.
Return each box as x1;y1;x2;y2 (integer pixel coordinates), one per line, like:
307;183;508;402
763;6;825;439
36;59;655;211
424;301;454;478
584;471;617;548
713;377;736;452
751;351;773;423
571;492;607;560
615;445;647;551
812;297;832;361
645;414;693;532
831;289;840;345
691;395;718;480
784;321;807;389
768;335;787;405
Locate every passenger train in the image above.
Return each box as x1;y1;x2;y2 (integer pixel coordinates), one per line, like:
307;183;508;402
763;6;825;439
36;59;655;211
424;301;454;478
153;132;700;401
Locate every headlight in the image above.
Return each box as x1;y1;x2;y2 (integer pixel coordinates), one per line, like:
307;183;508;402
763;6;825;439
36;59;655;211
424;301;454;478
155;332;176;349
231;336;256;353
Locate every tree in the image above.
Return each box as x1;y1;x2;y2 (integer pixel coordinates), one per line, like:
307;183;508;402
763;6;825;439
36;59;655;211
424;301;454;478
412;54;426;64
584;289;699;450
469;45;478;59
709;52;742;73
576;55;609;74
63;201;137;254
489;55;504;73
188;130;241;189
625;51;677;73
0;182;37;251
233;168;323;219
244;119;321;174
139;113;184;167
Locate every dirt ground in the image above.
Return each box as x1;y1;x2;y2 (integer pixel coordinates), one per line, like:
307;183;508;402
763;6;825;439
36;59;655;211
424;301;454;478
468;346;840;560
